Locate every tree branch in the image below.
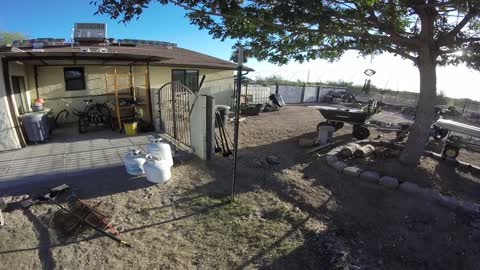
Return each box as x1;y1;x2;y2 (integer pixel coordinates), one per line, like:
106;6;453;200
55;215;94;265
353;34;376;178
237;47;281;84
438;9;479;46
365;6;421;49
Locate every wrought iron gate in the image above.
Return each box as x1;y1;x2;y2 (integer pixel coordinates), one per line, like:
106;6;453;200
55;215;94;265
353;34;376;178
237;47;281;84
157;82;195;147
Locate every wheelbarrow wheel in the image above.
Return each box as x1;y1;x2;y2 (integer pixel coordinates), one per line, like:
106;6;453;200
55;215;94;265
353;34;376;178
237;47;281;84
442;144;459;159
352;125;370;140
317;121;331;131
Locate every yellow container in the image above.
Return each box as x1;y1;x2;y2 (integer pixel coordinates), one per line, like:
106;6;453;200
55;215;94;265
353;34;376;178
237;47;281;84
124;122;138;136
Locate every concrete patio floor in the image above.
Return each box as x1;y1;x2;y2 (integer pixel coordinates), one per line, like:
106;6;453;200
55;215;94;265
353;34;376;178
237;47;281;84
0;126;155;192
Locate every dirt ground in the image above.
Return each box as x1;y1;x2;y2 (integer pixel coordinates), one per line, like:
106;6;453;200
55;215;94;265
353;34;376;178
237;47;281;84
1;105;480;269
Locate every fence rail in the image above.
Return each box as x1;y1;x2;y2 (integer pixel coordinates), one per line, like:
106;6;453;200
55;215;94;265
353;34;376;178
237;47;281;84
239;82;480;120
238;82;348;105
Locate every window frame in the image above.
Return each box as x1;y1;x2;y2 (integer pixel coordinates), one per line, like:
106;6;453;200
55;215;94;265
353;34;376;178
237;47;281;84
64;67;86;91
171;69;199;92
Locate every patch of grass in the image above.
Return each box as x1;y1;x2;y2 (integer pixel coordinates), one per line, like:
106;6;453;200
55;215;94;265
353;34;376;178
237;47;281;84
171;191;311;268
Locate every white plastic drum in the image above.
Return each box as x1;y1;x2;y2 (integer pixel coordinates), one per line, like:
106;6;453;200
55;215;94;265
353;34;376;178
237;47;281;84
143;155;172;184
123;148;146;176
147;136;174;166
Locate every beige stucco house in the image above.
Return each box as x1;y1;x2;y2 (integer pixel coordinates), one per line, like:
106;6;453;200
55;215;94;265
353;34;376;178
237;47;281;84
0;34;246;151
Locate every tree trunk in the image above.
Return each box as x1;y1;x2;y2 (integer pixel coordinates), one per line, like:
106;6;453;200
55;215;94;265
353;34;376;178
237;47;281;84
399;47;437;166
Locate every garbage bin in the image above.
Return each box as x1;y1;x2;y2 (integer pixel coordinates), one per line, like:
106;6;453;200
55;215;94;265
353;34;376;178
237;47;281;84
215;105;230;127
20;112;49;143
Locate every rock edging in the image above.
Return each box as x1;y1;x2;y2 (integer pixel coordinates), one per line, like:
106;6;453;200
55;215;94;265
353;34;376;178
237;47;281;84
324;142;480;216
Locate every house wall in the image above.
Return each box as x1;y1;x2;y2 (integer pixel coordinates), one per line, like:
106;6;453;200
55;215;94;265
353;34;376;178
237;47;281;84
0;60;22;151
26;64;233;127
198;69;234;106
149;66;234;105
149;66;234;130
34;65;129;114
9;62;34;112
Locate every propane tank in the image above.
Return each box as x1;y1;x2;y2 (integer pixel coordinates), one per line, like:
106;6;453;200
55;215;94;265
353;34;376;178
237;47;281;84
143;154;172;184
147;136;174;166
123;148;146;176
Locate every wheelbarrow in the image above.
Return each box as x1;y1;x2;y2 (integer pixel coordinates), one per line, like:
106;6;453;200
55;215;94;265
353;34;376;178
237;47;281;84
316;101;379;140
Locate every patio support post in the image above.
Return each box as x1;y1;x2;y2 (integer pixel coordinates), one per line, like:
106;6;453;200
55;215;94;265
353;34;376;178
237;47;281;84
146;64;154;126
129;65;134;98
301;84;306;103
2;60;27;147
34;65;39;99
205;95;213;160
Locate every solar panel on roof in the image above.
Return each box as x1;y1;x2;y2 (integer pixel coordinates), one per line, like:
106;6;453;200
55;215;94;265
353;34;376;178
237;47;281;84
12;38;66;48
117;39;177;47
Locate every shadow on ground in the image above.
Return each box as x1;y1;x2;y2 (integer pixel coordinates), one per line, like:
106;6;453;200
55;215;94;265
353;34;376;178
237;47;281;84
1;127;479;269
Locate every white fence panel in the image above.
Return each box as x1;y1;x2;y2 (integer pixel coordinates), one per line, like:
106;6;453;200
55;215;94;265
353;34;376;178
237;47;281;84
241;85;271;104
278;85;303;103
303;86;317;102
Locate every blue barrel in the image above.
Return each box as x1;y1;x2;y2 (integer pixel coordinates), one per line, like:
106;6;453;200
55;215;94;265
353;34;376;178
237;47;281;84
20;112;49;143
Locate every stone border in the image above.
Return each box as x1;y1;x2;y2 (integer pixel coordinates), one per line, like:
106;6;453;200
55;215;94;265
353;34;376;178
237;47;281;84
324;141;480;217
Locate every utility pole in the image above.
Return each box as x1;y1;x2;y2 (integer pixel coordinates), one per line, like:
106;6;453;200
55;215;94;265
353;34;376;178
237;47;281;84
231;46;244;202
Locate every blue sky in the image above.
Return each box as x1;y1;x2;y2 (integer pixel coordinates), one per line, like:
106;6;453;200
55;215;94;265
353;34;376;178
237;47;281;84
0;0;236;59
1;0;479;100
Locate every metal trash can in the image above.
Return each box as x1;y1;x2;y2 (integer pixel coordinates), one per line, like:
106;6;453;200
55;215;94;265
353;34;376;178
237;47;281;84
215;105;230;127
20;112;49;143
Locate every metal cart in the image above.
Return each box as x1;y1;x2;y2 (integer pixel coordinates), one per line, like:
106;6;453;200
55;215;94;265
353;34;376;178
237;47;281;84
431;119;480;159
317;104;377;140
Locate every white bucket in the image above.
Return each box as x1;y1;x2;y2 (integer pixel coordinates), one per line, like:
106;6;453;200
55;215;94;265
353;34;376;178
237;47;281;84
318;125;335;145
143;155;172;184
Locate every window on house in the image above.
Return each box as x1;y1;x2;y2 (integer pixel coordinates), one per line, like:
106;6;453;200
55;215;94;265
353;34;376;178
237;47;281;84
64;67;86;91
172;69;199;92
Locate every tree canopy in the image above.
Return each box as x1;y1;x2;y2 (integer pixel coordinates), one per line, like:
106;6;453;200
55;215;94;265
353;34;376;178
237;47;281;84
94;0;480;166
94;0;479;68
0;32;28;46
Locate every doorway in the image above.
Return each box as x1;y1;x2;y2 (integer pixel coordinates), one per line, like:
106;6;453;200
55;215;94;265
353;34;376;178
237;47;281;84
11;76;28;115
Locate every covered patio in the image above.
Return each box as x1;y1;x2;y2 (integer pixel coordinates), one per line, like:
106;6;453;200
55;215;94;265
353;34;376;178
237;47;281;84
0;125;156;195
0;46;172;151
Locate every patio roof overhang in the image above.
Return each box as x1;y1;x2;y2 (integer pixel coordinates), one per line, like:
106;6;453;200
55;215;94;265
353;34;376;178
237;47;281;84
0;50;172;66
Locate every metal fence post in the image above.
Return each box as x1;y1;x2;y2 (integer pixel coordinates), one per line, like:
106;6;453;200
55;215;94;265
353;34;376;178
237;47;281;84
301;84;306;103
462;100;468;116
316;85;320;102
275;82;279;94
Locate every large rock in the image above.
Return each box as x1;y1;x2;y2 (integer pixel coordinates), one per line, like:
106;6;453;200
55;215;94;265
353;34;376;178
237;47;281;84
419;188;441;201
332;161;348;172
379;176;399;189
438;194;460;210
343;166;363;177
460;201;479;215
399;182;421;194
359;170;380;184
326;155;339;166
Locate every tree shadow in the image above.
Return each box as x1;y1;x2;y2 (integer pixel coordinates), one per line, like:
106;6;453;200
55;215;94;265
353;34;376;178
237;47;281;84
432;161;480;203
2;125;478;269
23;209;56;270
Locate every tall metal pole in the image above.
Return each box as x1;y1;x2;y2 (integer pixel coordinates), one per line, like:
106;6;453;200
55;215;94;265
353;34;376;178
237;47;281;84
231;46;244;202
